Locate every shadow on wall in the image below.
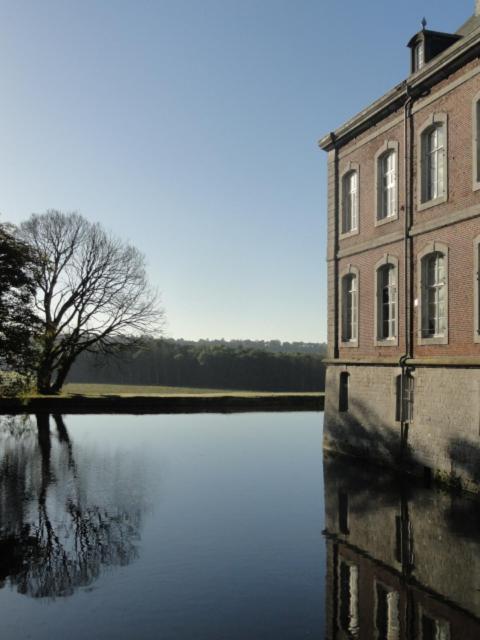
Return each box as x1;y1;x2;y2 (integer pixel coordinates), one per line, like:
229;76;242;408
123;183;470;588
326;393;410;466
326;392;480;490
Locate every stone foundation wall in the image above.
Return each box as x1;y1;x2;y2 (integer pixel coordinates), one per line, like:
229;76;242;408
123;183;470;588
324;364;480;491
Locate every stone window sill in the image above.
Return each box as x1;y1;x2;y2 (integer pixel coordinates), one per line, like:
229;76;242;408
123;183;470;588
374;213;398;227
339;228;359;240
417;195;447;212
340;340;358;348
417;334;448;346
374;338;398;347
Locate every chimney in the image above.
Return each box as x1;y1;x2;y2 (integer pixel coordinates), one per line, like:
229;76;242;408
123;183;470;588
477;0;480;16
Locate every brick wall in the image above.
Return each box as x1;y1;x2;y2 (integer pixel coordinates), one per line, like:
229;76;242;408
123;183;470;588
327;59;480;359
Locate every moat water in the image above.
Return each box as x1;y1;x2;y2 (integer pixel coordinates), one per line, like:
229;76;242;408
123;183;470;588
0;412;478;639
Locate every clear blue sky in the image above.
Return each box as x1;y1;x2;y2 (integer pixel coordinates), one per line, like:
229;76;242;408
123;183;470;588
0;0;474;342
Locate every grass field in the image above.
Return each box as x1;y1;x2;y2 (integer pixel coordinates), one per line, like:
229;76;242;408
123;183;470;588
58;383;323;397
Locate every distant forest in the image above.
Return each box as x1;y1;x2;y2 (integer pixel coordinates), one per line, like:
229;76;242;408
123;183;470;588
68;339;327;392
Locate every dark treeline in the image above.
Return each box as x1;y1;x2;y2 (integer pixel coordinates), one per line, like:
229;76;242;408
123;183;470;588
68;339;326;391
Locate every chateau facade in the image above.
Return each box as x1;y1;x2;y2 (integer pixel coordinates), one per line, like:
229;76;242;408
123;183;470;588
320;3;480;490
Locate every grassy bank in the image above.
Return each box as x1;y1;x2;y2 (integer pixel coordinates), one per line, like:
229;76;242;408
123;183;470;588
0;383;324;414
61;383;323;397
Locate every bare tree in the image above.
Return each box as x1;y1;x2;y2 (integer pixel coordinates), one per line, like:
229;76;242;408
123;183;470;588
19;210;163;394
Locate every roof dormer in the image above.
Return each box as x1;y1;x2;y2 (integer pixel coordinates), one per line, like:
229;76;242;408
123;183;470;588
407;22;462;74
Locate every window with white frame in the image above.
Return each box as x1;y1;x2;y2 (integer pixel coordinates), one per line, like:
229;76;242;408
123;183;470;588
475;240;480;341
342;170;358;233
420;613;450;640
378;264;396;340
338;561;359;638
422;252;446;337
422;124;445;202
342;273;358;342
375;583;400;640
414;42;424;71
378;151;397;220
475;99;480;184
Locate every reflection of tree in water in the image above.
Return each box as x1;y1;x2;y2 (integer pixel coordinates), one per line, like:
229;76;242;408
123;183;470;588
0;414;146;598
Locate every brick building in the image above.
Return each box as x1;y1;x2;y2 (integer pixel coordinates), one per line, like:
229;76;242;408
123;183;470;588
319;3;480;490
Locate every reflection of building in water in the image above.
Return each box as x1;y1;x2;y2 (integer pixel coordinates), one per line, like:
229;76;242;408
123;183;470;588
0;415;147;599
324;452;480;639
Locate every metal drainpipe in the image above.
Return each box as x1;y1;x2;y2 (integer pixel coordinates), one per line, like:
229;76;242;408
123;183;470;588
400;87;415;439
331;132;340;360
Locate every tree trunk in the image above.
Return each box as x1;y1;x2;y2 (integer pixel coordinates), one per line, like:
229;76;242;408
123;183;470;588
50;356;75;394
36;365;55;395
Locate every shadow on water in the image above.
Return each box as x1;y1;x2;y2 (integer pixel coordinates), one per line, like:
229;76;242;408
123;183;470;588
323;450;480;639
0;414;146;599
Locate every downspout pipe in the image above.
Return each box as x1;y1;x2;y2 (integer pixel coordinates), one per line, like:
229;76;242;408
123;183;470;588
331;132;340;360
399;86;415;433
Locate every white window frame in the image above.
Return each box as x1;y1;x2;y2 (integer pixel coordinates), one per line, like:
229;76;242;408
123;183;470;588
472;90;480;191
418;606;450;640
374;580;400;640
414;41;424;72
473;235;480;343
417;113;448;211
340;163;360;238
417;242;449;346
374;255;399;346
340;265;359;348
375;141;399;225
338;560;359;639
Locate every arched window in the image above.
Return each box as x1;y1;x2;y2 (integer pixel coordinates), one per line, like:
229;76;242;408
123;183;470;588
422;124;445;202
474;236;480;342
473;94;480;189
378;150;397;220
377;264;397;340
476;100;480;183
422;251;446;337
414;41;424;71
342;273;358;343
342;170;358;234
338;561;359;638
375;583;400;640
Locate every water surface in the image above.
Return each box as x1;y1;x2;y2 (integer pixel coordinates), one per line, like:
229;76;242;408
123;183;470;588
0;412;325;639
0;412;479;639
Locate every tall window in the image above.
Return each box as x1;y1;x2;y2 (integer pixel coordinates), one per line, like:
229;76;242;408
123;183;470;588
339;372;349;412
475;99;480;185
421;614;450;640
422;252;446;337
375;584;400;640
339;561;359;638
378;264;397;340
342;273;358;342
422;124;445;202
475;239;480;342
476;242;480;336
396;373;414;423
342;171;358;234
378;151;397;220
414;42;424;71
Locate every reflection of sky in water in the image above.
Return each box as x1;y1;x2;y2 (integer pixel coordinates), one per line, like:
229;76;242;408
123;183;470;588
0;412;325;640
